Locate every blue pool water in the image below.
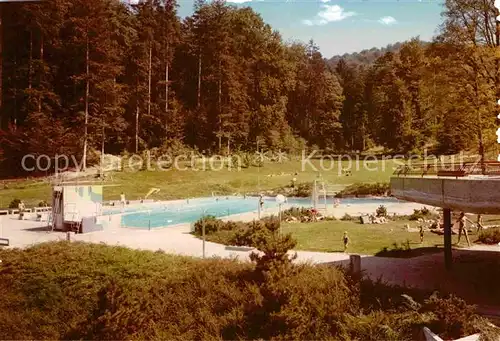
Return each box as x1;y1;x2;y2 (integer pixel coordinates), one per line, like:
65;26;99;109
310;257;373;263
111;196;402;229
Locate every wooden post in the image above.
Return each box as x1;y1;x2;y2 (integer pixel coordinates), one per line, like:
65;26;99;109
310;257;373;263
349;254;361;280
66;231;71;242
202;215;206;259
278;203;282;235
443;208;452;270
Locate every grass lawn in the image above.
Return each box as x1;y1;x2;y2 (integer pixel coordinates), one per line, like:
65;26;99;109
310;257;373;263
0;159;397;208
198;217;488;256
282;219;485;255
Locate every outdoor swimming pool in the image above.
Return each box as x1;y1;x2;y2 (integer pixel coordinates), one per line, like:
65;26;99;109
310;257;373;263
111;196;403;229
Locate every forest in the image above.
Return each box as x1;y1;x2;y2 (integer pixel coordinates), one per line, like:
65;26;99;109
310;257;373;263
0;0;498;175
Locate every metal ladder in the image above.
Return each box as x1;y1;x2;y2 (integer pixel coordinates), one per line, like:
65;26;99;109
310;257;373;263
50;190;62;231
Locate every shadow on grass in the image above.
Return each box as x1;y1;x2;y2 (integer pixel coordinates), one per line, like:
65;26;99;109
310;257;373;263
375;245;443;258
327;249;348;253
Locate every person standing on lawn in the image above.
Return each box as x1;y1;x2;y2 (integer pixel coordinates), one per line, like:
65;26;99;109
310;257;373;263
457;212;471;247
343;231;349;253
476;214;484;233
18;200;25;220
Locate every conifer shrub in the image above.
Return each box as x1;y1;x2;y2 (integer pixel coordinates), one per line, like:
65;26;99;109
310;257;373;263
341;213;355;221
0;230;489;340
477;228;500;245
8;198;21;209
336;183;390;198
409;207;438;221
376;205;388;217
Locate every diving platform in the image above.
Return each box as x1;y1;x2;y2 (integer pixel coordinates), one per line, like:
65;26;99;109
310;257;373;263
391;161;500;214
390;161;500;270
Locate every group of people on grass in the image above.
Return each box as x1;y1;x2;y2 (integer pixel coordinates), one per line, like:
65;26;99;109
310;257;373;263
417;211;484;247
343;211;485;254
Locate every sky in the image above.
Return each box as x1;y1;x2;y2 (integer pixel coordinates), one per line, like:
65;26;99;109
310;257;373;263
176;0;445;58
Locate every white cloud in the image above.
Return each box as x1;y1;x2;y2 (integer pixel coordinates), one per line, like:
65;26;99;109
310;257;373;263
320;0;331;3
226;0;252;3
378;16;397;26
302;5;356;26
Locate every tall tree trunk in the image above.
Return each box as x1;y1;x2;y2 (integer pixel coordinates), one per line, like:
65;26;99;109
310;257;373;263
494;7;499;96
0;5;3;129
83;34;90;171
135;76;140;153
362;122;366;151
29;29;33;90
135;102;139;154
148;43;152;118
38;33;43;113
197;52;201;108
218;60;222;152
165;41;169;135
100;118;105;177
13;52;17;129
474;64;485;174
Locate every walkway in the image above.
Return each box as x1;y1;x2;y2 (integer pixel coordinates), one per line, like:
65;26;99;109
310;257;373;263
0;217;353;263
2;216;500;311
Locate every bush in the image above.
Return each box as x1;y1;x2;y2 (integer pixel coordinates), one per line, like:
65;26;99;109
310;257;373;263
336;183;390;198
38;200;49;207
341;213;355;221
282;207;315;220
157;139;198;158
230;152;261;169
192;216;244;235
376;205;387;217
409;207;438;221
0;241;489;340
8;198;21;209
193;215;223;235
421;293;478;340
266;182;311;198
337;310;429;341
477;228;500;245
295;183;312;197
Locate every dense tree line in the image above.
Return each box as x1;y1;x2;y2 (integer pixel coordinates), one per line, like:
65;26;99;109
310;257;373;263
332;0;499;157
329;42;404;67
0;0;498;175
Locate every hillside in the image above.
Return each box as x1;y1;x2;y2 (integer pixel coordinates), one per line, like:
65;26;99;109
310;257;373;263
329;42;403;66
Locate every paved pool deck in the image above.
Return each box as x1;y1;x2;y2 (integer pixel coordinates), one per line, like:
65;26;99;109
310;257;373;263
3;202;500;309
0;199;456;268
0;199;427;268
0;215;353;264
